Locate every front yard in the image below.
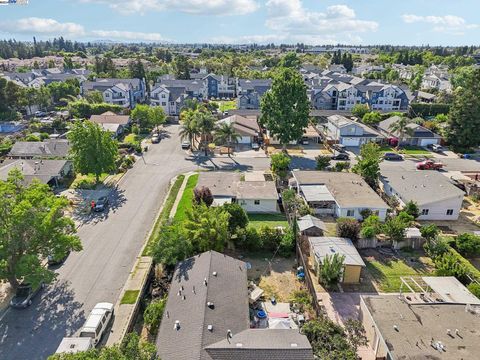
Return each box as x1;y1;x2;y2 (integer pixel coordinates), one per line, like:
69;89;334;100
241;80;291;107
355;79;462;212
248;213;288;229
361;248;435;293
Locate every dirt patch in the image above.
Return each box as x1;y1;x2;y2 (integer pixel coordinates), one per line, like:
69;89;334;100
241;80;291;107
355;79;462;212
0;282;13;311
243;255;302;303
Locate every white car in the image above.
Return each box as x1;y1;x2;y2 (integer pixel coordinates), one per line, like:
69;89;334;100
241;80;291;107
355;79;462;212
79;302;114;346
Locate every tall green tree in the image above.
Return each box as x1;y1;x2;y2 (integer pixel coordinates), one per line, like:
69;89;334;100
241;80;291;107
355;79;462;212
362;111;382;125
447;67;480;151
353;142;382;188
351;104;370;119
194;111;216;156
179;110;199;149
0;169;82;289
214;122;241;156
270;152;291;179
260;68;310;149
68;121;118;183
280;52;301;68
174;55;191;80
131;104;166;132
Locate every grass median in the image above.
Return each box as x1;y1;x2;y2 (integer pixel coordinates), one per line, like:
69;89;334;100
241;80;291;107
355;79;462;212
173;174;199;222
142;174;185;256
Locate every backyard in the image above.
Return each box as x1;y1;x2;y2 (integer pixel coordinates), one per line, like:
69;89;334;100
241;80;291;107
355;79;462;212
360;248;435;293
248;213;289;229
213;100;237;113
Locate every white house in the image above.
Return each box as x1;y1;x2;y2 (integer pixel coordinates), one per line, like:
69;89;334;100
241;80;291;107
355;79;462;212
197;172;279;214
324;115;384;147
103;83;132;108
378;116;442;147
216;115;260;145
380;170;465;220
291;171;388;221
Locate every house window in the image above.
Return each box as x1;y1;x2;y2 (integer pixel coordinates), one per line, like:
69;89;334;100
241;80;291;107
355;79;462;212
161;94;166;98
254;200;260;205
161;102;167;106
421;209;429;216
446;209;454;216
346;209;355;217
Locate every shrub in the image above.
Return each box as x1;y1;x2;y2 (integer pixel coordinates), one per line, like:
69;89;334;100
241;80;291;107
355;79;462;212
315;155;331;170
279;226;295;256
423;237;450;259
455;233;480;257
143;297;167;334
467;283;480;299
420;224;439;241
359;208;372;220
236;226;262;251
71;174;97;189
435;252;469;283
336;218;360;241
270;152;291;179
383;215;407;242
403;201;420;219
334;161;350;172
193;186;214;206
320;253;345;289
25;134;41;142
360;215;381;239
222;203;249;234
259;225;284;251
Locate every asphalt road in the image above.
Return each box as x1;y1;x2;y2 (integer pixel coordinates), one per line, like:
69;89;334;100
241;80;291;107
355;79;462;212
0;124;271;360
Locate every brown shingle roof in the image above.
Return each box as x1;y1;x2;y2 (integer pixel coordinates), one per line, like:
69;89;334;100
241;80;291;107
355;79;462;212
89;112;130;125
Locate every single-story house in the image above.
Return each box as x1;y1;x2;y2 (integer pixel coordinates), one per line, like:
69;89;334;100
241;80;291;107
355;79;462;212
380;170;465;220
156;251;313;360
378;115;442;147
360;295;480;360
297;215;327;237
324;115;384;147
89;111;131;137
8;139;70;159
0;159;72;187
197;172;279;213
216;114;260;145
308;236;366;284
291;171;388;221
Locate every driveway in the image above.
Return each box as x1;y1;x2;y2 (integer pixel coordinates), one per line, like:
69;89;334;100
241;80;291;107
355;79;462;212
0;124;272;360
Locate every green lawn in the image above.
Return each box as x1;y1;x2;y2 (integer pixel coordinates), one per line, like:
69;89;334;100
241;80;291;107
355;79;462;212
248;213;289;229
174;173;199;222
214;100;237;112
399;146;430;155
378;145;394;153
70;173;109;189
143;175;185;256
363;250;434;292
120;290;140;305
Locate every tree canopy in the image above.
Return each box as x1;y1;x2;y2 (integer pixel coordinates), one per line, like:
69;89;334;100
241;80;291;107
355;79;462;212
0;169;82;289
353;142;382;188
68;121;118;182
260;68;310;148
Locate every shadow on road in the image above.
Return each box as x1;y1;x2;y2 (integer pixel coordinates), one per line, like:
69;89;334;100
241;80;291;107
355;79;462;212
185;154;254;172
76;187;127;226
0;280;85;360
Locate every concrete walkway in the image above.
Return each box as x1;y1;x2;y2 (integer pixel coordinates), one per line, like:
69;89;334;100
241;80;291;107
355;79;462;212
169;172;194;219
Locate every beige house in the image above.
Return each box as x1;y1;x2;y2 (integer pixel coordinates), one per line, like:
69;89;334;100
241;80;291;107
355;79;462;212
308;236;365;284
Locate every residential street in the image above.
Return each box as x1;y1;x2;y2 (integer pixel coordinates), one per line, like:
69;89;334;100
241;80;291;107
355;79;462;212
0;124;270;360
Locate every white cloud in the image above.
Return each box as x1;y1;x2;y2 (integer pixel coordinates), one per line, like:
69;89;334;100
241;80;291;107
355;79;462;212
402;14;478;35
0;17;166;42
264;1;378;43
80;0;258;16
0;17;86;36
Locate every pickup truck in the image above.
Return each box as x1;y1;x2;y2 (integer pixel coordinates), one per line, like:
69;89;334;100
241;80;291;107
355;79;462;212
416;159;444;170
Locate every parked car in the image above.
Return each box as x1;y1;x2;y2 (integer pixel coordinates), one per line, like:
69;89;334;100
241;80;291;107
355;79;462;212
10;282;44;309
384;152;404;161
181;140;191;150
48;250;70;266
34;111;47;118
151;134;160;144
416;159;444;170
79;302;114;346
332;143;346;153
427;144;443;153
331;151;350;160
93;196;109;212
251;143;260;151
55;337;93;354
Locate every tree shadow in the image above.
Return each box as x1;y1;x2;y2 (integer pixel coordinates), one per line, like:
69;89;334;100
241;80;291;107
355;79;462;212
74;187;127;226
185;154;254;172
290;156;317;170
0;280;85;360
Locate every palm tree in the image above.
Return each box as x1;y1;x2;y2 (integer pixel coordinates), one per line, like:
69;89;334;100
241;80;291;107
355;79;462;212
179;117;197;149
389;116;415;148
194;111;216;156
215;122;241;156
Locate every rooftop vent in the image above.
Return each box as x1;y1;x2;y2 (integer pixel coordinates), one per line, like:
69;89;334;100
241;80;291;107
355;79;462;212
212;271;217;277
227;330;233;339
192;286;196;294
208;325;213;332
236;343;243;347
174;320;180;331
393;325;399;332
207;302;215;309
182;295;186;300
204;278;208;286
291;343;298;347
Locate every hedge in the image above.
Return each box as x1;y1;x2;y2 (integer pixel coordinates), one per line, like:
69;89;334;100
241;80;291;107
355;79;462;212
409;103;451;117
447;247;480;282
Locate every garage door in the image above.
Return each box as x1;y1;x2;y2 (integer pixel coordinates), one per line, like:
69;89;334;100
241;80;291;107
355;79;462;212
341;137;360;147
420;138;439;147
238;136;251;144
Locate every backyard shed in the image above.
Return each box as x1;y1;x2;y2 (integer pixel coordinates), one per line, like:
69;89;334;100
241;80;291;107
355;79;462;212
297;215;327;236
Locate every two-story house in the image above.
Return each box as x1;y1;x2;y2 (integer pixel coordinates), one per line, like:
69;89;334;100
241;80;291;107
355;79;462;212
150;79;206;116
236;79;272;109
204;74;236;99
81;78;146;108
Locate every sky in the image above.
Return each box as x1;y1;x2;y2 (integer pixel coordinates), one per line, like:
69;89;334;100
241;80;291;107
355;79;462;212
0;0;479;45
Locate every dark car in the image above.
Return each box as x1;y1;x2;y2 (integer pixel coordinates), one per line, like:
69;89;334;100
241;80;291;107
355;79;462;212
94;196;109;212
10;282;44;309
331;152;350;160
48;250;70;266
332;144;347;153
384;152;404;161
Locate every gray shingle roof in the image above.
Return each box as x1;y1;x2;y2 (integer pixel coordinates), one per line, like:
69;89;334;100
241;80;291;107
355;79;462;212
205;329;314;360
380;170;464;206
297;215;327;232
0;159;70;185
9;140;70;159
156;251;250;360
309;237;366;267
